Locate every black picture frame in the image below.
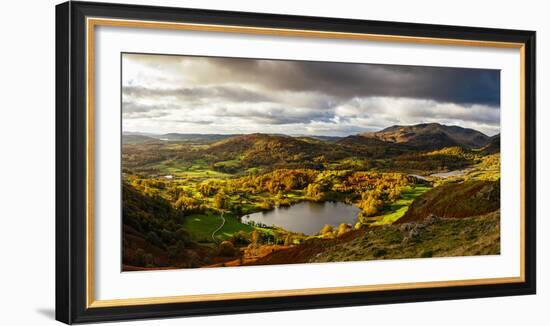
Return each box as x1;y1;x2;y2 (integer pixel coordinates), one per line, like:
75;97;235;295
56;1;536;324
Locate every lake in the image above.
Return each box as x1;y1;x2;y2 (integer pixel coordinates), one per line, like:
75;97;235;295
242;201;360;235
430;170;466;178
409;169;466;180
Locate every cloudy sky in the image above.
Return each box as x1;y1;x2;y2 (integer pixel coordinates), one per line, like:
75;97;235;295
122;53;500;136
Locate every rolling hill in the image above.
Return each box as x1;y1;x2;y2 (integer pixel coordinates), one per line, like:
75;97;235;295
205;133;348;166
336;134;411;157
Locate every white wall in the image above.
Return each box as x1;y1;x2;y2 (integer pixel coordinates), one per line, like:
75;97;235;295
0;0;546;325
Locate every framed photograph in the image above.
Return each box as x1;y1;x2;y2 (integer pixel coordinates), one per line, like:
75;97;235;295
56;1;536;324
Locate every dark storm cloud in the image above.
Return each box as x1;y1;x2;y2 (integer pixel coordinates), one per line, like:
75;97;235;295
123;85;271;103
201;58;500;107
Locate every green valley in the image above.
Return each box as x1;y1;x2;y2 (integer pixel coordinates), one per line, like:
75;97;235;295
122;123;501;270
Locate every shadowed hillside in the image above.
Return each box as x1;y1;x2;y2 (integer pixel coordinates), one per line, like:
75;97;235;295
396;180;500;223
122;182;214;270
336;135;411;157
481;134;500;155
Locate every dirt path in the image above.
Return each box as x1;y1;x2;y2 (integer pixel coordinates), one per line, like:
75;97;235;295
211;211;225;242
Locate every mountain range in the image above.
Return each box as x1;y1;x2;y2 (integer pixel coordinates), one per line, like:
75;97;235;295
123;123;498;161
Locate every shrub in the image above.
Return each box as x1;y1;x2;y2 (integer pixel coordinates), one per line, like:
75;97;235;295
420;249;434;258
319;224;334;237
284;234;293;246
320;224;333;235
372;248;387;258
219;241;236;257
231;231;251;245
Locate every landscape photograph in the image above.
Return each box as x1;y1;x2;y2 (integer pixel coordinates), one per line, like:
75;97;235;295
121;53;501;271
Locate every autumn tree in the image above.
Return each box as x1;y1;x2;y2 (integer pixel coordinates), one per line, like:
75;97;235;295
337;223;351;237
320;224;333;236
174;195;200;214
306;183;326;202
213;191;227;210
358;191;383;217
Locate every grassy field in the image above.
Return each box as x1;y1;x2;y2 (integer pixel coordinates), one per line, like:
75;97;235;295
370;185;431;225
182;212;256;242
141;160;233;179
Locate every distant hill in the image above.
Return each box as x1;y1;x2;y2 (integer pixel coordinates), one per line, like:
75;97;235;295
123;131;159;137
361;123;491;150
122;134;159;144
480;134;500;155
158;133;236;143
122;132;238;144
